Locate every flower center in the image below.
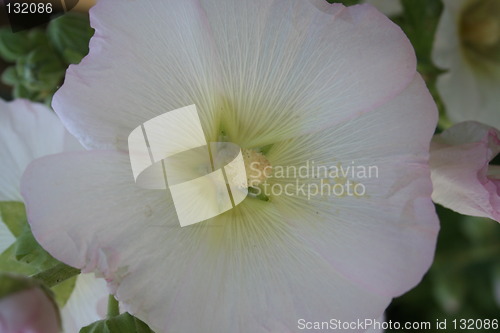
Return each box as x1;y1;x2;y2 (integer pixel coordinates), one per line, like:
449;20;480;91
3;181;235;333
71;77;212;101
460;0;500;64
242;148;272;187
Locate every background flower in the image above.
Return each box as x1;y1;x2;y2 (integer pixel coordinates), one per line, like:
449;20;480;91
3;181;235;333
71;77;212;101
433;0;500;128
0;273;60;333
0;99;109;332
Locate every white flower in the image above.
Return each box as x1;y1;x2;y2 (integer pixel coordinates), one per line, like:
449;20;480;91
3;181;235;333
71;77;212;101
433;0;500;128
0;99;108;332
22;0;439;332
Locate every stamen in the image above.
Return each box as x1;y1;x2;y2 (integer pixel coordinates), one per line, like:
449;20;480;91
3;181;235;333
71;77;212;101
242;149;272;187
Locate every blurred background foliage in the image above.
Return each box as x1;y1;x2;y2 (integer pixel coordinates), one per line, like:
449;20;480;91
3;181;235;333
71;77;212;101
0;12;93;104
0;1;499;332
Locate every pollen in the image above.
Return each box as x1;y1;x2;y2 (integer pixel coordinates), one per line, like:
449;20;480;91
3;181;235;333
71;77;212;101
462;18;499;47
242;149;272;187
460;0;500;57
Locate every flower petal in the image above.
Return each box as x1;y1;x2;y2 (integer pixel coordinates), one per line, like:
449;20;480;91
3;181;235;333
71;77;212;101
22;75;438;332
0;99;80;201
22;151;390;332
60;274;109;333
436;54;500;129
430;121;500;221
200;0;416;146
54;0;416;150
53;0;224;151
266;74;439;298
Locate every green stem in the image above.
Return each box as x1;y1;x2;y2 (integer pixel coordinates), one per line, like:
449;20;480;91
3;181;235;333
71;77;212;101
107;294;120;319
31;263;80;288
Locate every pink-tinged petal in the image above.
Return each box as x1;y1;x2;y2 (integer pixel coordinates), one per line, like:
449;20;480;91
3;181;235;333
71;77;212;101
430;121;500;221
0;99;81;201
54;0;416;150
21;151;390;332
53;0;223;151
21;75;438;333
23;1;437;331
21;151;166;270
198;0;416;146
267;74;439;298
0;287;60;333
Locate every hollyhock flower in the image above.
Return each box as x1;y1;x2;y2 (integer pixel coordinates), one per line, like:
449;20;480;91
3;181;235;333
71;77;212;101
433;0;500;128
0;99;109;332
430;121;500;221
22;0;439;332
0;273;60;333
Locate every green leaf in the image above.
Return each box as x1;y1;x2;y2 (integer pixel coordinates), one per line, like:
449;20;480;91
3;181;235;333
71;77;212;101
1;66;20;85
27;29;51;50
0;29;31;62
63;48;88;64
13;83;37;100
0;260;79;306
0;244;36;275
0;203;78;307
398;0;443;66
52;275;77;308
3;202;61;272
47;12;94;64
19;46;65;91
0;272;41;298
14;224;60;270
431;268;466;314
80;313;155;333
31;262;80;288
0;201;27;237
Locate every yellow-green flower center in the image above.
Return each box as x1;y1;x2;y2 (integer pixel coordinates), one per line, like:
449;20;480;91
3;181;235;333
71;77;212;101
460;0;500;65
242;148;272;187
